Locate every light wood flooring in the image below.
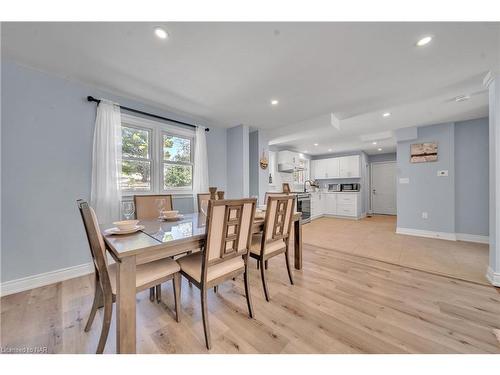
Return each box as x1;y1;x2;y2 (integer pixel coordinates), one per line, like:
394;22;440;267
304;215;490;285
1;243;499;353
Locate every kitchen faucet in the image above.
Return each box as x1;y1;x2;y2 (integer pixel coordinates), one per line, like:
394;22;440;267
304;179;319;193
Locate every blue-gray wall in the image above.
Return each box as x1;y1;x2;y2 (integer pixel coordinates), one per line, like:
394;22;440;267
368;152;397;163
397;123;456;233
249;131;259;198
1;60;228;282
226;125;249;199
455;118;489;236
397;118;489;236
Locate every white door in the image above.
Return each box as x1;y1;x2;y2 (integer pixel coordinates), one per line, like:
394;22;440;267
371;162;397;215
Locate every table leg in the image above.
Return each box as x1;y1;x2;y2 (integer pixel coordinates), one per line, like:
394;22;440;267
294;219;302;270
116;255;136;353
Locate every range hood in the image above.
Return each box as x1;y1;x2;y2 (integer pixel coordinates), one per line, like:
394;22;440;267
278;163;305;173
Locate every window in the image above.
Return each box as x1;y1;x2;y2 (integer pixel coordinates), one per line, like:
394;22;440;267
121;125;152;191
162;133;193;191
120;114;195;195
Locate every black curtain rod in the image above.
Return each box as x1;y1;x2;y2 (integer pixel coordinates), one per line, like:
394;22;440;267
87;96;209;132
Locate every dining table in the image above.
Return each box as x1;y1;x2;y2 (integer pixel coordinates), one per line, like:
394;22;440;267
101;211;303;353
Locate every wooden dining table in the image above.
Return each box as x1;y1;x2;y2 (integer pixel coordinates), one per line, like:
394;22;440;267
101;211;303;353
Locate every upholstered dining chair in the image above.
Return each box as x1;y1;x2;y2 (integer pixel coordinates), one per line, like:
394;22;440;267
77;200;181;354
177;198;257;350
250;195;295;302
134;194;174;220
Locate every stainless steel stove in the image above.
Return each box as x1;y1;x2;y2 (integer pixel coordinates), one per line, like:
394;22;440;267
293;192;311;224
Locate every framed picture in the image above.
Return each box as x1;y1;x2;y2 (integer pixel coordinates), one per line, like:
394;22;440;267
410;142;438;163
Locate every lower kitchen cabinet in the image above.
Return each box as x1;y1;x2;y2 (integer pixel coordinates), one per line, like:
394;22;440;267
311;192;361;219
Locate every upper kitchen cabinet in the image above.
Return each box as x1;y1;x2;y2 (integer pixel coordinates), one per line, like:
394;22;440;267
277;150;306;173
339;155;360;178
311;154;360;179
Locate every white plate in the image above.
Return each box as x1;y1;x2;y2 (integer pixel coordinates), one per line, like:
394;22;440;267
104;225;145;235
159;214;184;221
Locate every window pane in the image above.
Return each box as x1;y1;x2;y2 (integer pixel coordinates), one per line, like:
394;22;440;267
122;126;150;158
163;164;192;190
121;160;151;191
163;135;191;162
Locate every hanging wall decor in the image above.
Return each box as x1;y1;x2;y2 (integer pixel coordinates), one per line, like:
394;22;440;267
259;150;269;170
410;142;438;163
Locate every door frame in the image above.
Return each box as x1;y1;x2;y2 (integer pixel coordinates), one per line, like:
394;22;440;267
369;161;397;215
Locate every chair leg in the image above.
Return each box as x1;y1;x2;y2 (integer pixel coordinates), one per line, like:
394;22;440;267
265;260;269;270
95;292;113;354
200;287;211;350
149;287;155;302
156;285;161;303
260;258;270;302
173;273;181;323
85;278;103;332
285;247;294;285
244;269;254;318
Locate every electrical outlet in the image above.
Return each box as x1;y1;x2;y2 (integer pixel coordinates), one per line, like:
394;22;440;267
422;212;428;219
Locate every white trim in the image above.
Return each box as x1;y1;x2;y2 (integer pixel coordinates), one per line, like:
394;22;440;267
396;227;457;241
0;263;93;297
456;233;490;244
486;266;500;287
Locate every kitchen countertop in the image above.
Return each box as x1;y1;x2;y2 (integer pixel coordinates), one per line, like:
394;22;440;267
310;191;361;194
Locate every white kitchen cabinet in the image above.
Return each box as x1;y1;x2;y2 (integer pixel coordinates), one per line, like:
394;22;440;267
324;193;337;215
339;155;360;178
310;192;324;219
312;155;359;179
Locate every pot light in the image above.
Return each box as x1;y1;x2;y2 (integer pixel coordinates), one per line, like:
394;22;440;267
454;95;470;102
328;148;332;152
382;112;391;118
372;141;377;145
154;27;169;39
271;99;279;106
314;143;319;146
416;36;432;47
378;148;383;151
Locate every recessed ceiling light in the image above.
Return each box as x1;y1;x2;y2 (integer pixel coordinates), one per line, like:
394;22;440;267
154;27;169;40
271;99;279;106
314;143;319;146
372;141;377;145
378;148;383;151
328;148;332;152
416;36;432;47
454;94;471;102
382;112;391;118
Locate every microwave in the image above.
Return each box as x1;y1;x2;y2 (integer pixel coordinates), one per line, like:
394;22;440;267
328;183;341;192
341;183;360;192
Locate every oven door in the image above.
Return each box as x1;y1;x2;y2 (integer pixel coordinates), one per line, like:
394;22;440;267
296;196;311;224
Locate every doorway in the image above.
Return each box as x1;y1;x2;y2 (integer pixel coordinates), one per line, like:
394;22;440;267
370;161;397;215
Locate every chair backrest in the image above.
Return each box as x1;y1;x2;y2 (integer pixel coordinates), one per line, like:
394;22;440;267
262;195;295;244
134;195;173;220
77;200;112;294
203;198;256;275
197;193;211;213
264;192;289;205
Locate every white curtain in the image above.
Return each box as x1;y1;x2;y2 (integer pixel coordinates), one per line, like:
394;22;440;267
90;100;122;223
193;127;209;211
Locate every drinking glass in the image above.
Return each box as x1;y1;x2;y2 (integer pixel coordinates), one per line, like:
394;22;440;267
122;201;135;220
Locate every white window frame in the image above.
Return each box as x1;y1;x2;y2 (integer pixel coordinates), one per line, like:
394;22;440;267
160;131;195;194
120;114;195;197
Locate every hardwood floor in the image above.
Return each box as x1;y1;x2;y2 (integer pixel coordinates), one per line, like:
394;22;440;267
2;243;500;353
304;215;490;285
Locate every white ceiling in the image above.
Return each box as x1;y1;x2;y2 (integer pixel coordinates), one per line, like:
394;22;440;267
2;22;499;155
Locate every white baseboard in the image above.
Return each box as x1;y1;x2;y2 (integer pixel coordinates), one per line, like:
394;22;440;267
396;227;457;241
1;262;93;297
396;227;490;244
486;266;500;287
455;233;490;244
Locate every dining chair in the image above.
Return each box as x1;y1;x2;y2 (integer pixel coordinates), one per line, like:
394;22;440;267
177;198;256;350
77;200;182;354
134;194;174;220
196;191;225;213
250;195;295;302
264;191;289;205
